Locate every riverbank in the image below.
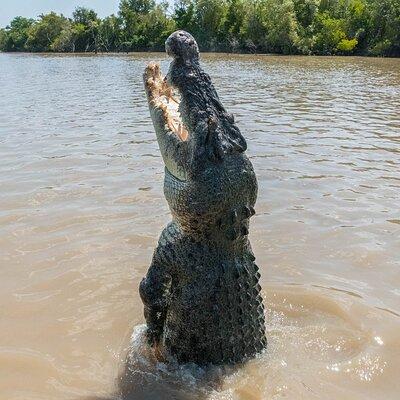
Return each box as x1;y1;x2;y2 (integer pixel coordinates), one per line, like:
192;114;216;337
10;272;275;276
1;50;399;59
1;0;399;57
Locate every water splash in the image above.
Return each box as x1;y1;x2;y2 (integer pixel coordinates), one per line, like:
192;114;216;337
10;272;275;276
114;285;398;400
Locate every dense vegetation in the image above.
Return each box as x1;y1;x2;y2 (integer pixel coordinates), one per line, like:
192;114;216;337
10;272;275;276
0;0;399;56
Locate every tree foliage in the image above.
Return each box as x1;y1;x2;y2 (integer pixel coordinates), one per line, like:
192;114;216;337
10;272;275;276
0;0;398;56
26;13;70;52
1;16;34;51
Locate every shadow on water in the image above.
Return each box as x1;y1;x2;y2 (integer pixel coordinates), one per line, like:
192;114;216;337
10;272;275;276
81;325;235;400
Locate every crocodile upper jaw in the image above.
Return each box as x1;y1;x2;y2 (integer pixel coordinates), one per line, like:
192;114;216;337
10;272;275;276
143;62;189;181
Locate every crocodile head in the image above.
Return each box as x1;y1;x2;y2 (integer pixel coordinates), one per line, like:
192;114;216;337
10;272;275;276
143;30;257;241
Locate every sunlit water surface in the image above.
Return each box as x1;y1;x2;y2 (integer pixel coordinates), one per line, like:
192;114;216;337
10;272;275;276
0;53;399;400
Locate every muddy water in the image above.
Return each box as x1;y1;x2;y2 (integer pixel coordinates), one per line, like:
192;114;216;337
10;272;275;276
0;53;399;400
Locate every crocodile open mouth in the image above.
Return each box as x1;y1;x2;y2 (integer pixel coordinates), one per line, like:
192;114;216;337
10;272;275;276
144;62;188;141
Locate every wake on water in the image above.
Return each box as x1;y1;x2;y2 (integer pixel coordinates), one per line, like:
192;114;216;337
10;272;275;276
86;285;398;400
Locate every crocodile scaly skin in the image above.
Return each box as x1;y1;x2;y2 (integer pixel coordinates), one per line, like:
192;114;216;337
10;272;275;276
140;31;267;365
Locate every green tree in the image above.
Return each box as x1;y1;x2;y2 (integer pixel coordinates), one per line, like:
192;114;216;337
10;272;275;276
72;7;99;52
313;11;357;54
221;0;247;51
293;0;319;29
292;0;319;53
242;0;299;53
1;16;34;51
173;0;196;33
263;0;299;54
118;0;174;51
120;0;155;14
1;0;399;56
141;4;176;50
194;0;227;49
119;0;154;50
26;13;69;52
51;24;75;52
369;0;400;56
0;29;7;50
98;15;123;52
73;7;98;25
244;0;263;52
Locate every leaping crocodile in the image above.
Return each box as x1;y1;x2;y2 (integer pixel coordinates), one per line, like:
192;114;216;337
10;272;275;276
140;30;266;365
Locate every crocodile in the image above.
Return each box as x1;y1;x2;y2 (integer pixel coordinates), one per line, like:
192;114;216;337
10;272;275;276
140;30;266;366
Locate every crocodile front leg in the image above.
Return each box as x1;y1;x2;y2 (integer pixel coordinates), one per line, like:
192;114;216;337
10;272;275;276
139;253;172;347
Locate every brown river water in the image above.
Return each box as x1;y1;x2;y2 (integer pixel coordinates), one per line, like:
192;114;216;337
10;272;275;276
0;53;399;400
